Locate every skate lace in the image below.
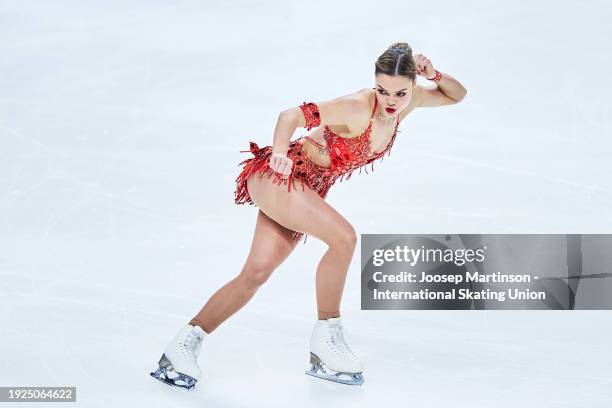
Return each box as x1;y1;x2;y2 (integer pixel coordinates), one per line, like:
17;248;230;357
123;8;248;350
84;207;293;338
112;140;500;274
330;323;358;360
184;331;203;358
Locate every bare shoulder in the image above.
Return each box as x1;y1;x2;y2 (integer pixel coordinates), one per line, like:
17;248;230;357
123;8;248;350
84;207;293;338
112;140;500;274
357;87;375;104
336;88;372;113
300;89;371;127
356;87;377;113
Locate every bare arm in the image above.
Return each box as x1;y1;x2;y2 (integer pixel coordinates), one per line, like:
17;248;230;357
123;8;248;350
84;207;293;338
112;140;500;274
413;53;467;107
415;72;467;107
270;112;300;155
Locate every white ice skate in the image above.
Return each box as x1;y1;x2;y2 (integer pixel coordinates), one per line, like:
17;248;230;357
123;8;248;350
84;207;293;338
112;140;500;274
305;316;365;385
150;324;207;390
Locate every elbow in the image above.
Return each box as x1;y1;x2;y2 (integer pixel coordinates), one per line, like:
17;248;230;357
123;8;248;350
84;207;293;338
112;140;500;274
456;87;467;103
449;88;467;104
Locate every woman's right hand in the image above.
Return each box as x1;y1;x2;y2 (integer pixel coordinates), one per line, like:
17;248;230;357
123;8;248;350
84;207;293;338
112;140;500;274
269;152;293;178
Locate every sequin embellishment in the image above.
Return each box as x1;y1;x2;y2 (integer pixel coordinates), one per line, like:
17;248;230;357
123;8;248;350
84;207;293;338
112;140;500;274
235;98;400;244
299;101;321;130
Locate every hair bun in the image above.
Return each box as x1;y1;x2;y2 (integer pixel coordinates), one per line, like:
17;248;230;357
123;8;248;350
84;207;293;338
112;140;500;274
376;42;416;80
388;42;412;53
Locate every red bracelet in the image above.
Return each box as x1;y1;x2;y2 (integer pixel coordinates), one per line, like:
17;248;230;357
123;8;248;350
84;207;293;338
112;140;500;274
427;70;442;81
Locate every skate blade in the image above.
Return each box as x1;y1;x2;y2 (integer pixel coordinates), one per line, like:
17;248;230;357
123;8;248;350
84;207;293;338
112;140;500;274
150;354;198;390
305;364;364;386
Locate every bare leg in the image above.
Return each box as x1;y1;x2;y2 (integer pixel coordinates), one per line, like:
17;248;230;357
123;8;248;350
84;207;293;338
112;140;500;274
189;209;299;333
245;175;357;320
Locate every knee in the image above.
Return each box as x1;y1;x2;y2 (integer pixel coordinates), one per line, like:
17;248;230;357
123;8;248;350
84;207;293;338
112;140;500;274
331;225;357;252
239;260;274;290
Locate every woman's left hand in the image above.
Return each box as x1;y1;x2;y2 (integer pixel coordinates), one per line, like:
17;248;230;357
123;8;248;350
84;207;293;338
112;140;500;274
414;54;436;79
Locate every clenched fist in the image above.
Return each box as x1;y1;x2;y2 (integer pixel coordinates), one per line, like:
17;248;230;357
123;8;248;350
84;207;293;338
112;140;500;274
269;152;293;178
414;53;436;79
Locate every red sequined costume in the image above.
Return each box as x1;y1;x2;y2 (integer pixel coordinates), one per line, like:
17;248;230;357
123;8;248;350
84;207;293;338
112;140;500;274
234;97;399;243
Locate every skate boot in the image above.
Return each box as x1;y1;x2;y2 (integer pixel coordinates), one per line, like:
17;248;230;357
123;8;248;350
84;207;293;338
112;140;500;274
305;316;365;385
150;324;207;390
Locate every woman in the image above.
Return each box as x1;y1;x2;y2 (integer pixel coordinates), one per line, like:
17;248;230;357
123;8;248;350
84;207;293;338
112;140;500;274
150;42;467;388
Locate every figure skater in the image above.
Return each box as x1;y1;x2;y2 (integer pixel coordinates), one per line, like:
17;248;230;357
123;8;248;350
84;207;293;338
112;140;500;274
150;42;467;388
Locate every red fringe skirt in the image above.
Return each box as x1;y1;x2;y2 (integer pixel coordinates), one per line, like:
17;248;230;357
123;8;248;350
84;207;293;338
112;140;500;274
234;138;338;244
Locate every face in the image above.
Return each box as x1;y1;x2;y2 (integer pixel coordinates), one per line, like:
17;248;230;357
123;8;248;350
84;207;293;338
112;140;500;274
374;73;415;117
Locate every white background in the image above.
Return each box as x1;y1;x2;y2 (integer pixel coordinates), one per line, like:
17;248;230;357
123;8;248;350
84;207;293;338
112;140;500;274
1;0;611;407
